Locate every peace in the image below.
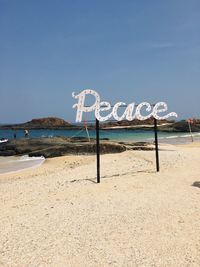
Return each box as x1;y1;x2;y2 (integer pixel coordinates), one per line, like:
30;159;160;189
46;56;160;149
72;89;177;122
